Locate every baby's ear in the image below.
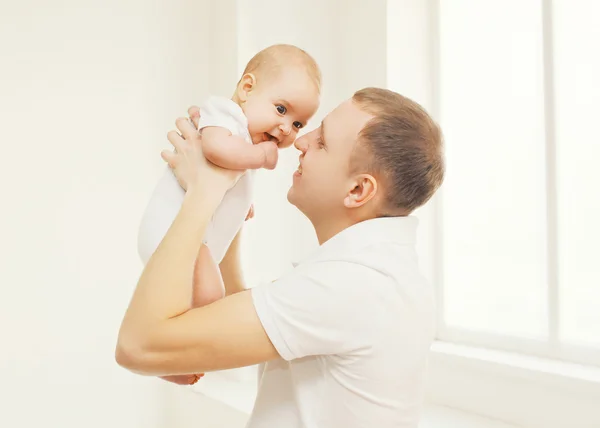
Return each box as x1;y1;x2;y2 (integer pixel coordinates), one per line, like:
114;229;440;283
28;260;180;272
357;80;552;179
237;73;257;101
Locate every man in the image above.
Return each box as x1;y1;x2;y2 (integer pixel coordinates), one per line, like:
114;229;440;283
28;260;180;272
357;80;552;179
116;87;445;427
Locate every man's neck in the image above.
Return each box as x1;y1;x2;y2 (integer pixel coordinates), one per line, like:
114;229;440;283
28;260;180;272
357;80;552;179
312;215;372;245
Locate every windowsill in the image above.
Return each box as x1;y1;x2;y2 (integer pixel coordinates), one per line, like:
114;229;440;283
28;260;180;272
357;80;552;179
184;370;522;428
179;343;600;428
427;341;600;428
431;341;600;386
431;340;600;387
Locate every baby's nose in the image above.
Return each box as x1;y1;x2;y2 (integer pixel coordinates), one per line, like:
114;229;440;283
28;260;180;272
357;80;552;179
280;123;292;136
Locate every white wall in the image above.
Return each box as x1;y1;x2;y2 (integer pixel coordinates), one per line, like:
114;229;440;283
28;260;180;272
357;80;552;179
0;0;212;427
165;386;250;428
0;1;461;427
236;0;389;284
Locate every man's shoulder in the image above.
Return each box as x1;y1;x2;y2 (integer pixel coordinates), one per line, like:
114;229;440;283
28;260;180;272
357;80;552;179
288;257;392;294
286;239;427;299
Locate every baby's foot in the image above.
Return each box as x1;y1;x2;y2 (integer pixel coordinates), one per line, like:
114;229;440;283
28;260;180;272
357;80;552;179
161;373;204;385
258;141;279;170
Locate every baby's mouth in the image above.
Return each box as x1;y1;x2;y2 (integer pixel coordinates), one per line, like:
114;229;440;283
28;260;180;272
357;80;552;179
264;132;279;144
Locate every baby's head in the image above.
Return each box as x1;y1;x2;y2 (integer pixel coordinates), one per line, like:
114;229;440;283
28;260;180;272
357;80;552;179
233;44;321;148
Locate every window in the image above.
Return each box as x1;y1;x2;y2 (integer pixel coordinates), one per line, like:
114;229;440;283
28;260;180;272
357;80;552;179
553;0;600;350
436;0;600;365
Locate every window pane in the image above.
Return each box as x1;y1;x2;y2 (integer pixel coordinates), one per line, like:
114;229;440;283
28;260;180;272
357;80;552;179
439;1;548;337
554;0;600;347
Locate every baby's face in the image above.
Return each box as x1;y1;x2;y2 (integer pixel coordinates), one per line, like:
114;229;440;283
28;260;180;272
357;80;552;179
242;68;320;148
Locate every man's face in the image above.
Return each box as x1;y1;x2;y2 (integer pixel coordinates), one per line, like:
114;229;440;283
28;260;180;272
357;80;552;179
287;99;373;221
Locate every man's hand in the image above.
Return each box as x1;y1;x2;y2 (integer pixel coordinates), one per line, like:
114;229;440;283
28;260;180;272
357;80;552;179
187;105;201;129
160;108;241;194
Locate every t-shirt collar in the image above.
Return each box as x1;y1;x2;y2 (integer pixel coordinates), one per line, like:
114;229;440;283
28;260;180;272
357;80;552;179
292;216;419;267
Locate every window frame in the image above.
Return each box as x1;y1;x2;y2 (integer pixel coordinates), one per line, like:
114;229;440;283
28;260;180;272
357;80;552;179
400;0;600;425
431;0;600;369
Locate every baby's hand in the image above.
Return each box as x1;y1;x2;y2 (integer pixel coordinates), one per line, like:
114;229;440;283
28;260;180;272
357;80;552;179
258;141;279;170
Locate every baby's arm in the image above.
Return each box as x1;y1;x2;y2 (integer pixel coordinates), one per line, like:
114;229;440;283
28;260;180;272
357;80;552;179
202;127;278;170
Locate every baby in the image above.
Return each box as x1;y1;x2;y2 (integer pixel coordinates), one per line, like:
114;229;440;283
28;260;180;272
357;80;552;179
137;44;321;384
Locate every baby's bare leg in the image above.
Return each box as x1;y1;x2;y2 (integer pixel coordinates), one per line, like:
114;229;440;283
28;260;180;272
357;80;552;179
192;244;225;306
160;245;224;385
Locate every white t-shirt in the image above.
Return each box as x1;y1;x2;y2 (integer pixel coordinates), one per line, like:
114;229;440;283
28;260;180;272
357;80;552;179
137;97;254;265
248;217;435;428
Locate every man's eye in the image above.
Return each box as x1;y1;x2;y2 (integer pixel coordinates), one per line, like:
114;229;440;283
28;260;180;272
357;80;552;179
293;121;303;129
276;105;287;115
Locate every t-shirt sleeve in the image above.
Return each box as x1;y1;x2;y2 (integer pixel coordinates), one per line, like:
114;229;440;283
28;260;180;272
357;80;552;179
198;97;247;136
251;261;377;361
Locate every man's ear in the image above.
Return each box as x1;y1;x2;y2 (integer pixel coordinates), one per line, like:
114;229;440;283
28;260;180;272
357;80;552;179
236;73;257;102
344;174;378;208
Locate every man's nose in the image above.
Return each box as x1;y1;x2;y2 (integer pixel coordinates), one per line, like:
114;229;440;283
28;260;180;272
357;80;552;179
294;135;308;153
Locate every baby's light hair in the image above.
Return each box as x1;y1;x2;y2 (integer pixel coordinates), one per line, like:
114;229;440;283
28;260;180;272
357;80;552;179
241;44;322;93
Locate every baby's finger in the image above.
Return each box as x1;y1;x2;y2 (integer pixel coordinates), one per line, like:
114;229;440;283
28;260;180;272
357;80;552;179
167;130;185;152
176;116;197;140
188;106;201;129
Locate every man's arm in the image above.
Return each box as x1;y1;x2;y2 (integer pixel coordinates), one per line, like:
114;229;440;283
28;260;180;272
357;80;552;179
202;127;278;170
117;288;277;376
219;230;247;296
116;180;277;376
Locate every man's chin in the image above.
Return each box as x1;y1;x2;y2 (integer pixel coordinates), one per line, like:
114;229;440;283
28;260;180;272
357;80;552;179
286;188;295;204
286;186;301;208
287;190;310;219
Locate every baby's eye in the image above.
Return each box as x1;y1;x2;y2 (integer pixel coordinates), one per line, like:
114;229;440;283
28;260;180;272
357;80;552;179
293;121;303;129
276;105;287;115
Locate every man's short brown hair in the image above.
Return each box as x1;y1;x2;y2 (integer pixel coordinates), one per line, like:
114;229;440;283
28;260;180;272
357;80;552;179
351;88;445;214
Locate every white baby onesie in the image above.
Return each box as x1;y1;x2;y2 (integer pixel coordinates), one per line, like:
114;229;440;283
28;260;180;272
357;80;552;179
137;96;254;265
